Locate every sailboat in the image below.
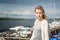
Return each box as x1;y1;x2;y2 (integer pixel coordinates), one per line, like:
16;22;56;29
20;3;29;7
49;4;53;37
49;3;60;30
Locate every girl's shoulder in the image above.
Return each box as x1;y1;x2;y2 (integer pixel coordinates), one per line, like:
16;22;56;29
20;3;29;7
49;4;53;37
43;19;48;22
42;19;48;24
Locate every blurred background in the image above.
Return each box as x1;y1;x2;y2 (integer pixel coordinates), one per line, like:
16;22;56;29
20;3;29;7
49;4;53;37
0;0;60;40
0;0;60;31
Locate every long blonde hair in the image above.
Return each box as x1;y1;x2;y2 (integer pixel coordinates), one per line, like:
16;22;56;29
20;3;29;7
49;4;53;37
35;5;48;20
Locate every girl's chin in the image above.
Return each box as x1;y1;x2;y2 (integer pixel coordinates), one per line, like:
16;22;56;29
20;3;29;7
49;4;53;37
38;18;42;20
38;17;41;19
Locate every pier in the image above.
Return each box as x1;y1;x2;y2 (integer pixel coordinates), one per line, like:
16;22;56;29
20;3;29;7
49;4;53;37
0;37;30;40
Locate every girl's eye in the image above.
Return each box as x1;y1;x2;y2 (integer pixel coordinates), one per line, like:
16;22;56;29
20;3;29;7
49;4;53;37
36;12;42;14
39;12;42;14
36;12;38;14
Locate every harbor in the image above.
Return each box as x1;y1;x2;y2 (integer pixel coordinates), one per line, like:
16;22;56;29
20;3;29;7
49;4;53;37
0;20;60;40
0;0;60;40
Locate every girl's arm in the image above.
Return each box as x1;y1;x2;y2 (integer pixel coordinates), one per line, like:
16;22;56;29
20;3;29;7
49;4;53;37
42;20;49;40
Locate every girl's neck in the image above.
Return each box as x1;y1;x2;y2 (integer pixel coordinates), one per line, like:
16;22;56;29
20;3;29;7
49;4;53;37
38;18;44;21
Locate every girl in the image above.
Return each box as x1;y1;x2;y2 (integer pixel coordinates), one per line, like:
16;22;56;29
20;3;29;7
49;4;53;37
30;5;49;40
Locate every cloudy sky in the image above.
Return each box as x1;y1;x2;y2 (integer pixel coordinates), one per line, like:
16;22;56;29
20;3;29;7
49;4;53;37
0;0;60;19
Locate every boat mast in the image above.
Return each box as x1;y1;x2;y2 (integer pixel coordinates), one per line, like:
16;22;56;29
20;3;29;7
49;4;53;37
54;3;56;21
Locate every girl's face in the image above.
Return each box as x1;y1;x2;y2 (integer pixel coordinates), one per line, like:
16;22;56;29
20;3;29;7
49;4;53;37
35;9;43;19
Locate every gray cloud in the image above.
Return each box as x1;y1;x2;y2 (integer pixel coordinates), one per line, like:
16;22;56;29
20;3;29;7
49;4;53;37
0;0;60;18
0;0;58;5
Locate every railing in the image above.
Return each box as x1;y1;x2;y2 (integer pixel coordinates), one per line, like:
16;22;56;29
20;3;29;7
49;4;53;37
0;37;30;40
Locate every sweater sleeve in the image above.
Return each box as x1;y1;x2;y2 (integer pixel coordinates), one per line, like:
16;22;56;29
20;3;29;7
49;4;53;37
30;19;37;40
42;20;49;40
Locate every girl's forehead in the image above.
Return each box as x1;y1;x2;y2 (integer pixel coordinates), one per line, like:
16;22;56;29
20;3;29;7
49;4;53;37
36;9;42;12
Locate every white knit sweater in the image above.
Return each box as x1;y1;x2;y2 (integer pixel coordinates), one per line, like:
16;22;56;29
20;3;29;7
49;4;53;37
30;19;49;40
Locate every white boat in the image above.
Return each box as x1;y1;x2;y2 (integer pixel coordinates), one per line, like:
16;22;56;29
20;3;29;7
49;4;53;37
9;26;31;37
9;26;24;31
19;27;31;37
49;21;60;30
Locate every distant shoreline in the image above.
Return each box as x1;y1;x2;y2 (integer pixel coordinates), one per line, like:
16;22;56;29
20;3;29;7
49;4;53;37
0;18;60;20
0;18;34;20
